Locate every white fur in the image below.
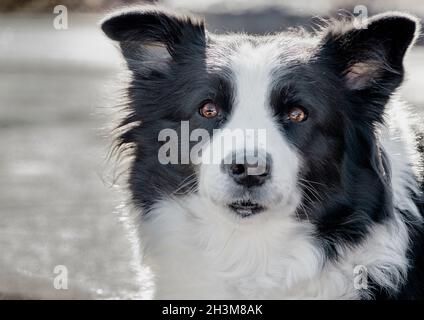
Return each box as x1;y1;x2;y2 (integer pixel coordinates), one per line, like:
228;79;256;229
129;44;421;300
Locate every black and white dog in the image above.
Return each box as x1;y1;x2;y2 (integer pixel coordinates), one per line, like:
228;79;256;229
101;6;424;299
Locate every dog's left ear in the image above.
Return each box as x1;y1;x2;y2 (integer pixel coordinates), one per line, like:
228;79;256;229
319;12;420;93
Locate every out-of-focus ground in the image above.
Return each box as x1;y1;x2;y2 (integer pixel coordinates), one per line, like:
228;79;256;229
0;0;423;299
0;13;149;299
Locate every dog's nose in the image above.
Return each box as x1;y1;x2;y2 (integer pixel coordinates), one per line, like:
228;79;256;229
221;152;272;187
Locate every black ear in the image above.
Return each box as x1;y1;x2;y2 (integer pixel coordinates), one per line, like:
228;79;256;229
101;6;205;69
319;12;420;92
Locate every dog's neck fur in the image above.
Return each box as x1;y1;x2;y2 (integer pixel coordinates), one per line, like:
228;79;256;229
129;99;421;299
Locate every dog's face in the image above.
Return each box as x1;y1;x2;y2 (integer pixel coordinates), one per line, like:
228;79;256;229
102;7;418;235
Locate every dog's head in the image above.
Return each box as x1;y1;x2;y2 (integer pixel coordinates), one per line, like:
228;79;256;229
102;7;419;238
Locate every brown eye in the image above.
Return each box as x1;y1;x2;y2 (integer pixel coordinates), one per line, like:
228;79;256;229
199;101;220;118
288;107;307;123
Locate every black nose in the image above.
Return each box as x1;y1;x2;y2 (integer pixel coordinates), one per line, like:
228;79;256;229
221;152;272;187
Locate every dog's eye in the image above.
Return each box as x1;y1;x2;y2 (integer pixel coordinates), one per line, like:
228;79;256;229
288;107;307;123
199;101;220;118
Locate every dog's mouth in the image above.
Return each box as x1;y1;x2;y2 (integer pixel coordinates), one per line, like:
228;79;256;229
228;200;265;218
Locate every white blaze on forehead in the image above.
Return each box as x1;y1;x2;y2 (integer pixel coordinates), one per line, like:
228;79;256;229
230;40;300;189
224;40;291;156
228;41;281;128
203;41;283;169
202;40;287;162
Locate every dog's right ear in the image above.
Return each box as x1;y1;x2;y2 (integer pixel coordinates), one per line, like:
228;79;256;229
101;6;205;69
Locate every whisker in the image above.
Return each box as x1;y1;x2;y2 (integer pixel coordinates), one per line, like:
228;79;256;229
172;173;198;194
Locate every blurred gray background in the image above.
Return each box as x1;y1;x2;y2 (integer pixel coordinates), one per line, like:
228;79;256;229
0;0;423;299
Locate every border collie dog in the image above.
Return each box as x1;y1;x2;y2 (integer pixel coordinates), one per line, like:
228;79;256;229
101;6;424;299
